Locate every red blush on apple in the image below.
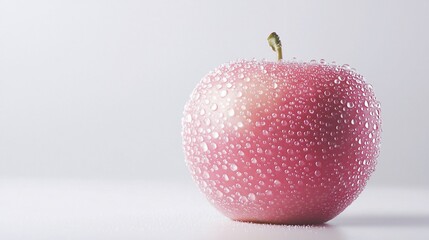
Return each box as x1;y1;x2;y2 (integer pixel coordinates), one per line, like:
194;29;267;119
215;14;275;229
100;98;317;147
182;33;381;225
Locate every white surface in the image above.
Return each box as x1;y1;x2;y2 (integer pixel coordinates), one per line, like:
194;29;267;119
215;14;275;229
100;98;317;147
1;179;428;240
1;1;429;186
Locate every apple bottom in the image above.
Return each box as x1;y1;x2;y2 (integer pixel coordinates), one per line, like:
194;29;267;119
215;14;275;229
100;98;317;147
216;204;342;225
208;187;359;225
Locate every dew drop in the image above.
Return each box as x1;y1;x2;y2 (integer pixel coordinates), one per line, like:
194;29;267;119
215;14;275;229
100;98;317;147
274;180;281;186
201;142;208;152
222;174;229;181
211;103;218;111
228;109;235;117
248;193;256;201
230;164;238;171
220;90;228;97
194;92;201;100
364;100;369;107
185;114;192;123
305;154;313;161
212;131;219;139
347;102;355;108
315;170;321;177
204;118;211;125
239;196;248;203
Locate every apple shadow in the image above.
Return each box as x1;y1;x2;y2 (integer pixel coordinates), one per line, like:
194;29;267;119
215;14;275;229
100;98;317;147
212;220;346;240
335;214;429;227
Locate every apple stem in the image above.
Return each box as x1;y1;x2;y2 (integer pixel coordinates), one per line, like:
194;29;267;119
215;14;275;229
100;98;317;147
267;32;283;61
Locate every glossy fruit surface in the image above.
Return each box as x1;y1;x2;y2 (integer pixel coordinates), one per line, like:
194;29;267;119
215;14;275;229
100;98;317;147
182;59;381;224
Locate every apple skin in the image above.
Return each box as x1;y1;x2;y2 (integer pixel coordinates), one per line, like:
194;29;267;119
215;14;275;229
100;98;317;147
182;60;381;225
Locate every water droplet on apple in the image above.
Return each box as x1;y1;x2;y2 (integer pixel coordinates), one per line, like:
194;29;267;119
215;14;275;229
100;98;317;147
248;193;256;201
364;100;369;107
201;142;208;152
227;109;235;117
230;163;238;171
273;82;278;89
222;174;229;181
212;131;219;138
239;196;248;203
185;114;192;123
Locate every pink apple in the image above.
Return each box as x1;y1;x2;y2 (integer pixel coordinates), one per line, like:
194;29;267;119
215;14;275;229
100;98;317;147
182;33;381;224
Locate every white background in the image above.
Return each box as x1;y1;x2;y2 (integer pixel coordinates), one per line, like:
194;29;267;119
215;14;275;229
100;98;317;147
1;0;428;186
0;1;429;239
